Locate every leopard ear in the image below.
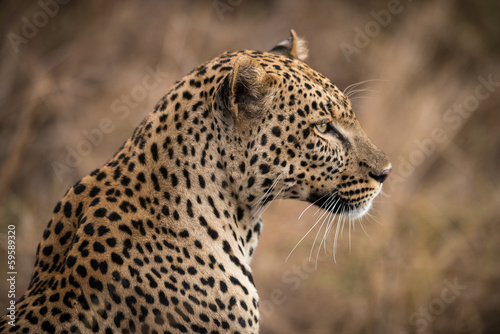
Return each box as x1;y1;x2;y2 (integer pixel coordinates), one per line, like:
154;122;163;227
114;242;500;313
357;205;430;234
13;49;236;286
270;29;308;61
217;56;274;124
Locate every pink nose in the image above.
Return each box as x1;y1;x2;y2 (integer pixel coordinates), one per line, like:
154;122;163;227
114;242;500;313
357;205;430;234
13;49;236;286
369;164;392;183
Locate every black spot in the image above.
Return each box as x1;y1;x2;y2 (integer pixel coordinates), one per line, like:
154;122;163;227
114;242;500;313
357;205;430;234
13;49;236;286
223;241;231;253
154;168;166;181
151;172;160;191
63;202;72;218
259;164;270;174
199;216;207;226
260;134;267;146
183;169;191;189
106;238;117;247
93;242;105;253
137;172;146;183
114;311;125;328
109;212;121;221
249;155;258;166
229;276;249;294
118;224;133;235
302;128;310;139
138;153;146;165
94;208;107;218
150;143;159;161
76;265;87;277
97;225;110;236
120;176;131;187
271;126;281;137
74;183;86;195
199;313;210;323
42;245;53;256
159;291;169;306
186;200;194;218
237;207;244;221
171;173;178;187
207;228;219;240
89;276;104;291
247;177;255;188
182;91;193;100
111;253;124;265
198;175;206;189
66;256;77;268
219;281;227;293
89;186;100;197
60;313;71;322
95;172;106;181
53;202;61;213
41;321;55;332
83;223;94;236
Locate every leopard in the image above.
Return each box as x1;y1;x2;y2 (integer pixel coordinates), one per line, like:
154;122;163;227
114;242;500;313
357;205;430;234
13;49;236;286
0;30;391;333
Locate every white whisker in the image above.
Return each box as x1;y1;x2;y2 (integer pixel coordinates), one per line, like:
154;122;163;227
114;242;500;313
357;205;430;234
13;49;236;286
314;193;337;223
310;194;338;260
317;198;340;265
313;190;337;217
349;212;353;252
345;88;375;98
252;174;281;208
260;186;285;215
298;190;333;220
358;215;370;238
321;198;341;247
379;189;391;198
285;211;326;262
251;174;282;217
333;207;346;263
309;213;328;262
343;79;385;98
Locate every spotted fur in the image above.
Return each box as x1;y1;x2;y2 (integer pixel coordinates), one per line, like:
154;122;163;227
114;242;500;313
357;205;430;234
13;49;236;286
0;30;390;333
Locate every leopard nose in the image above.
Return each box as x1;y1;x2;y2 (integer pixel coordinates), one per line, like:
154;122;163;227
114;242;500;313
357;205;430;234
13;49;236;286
369;163;392;183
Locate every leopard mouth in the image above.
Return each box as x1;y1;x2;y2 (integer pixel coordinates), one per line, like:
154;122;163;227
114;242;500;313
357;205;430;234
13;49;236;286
307;190;375;219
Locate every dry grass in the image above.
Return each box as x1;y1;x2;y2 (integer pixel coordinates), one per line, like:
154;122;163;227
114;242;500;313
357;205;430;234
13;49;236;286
1;1;499;333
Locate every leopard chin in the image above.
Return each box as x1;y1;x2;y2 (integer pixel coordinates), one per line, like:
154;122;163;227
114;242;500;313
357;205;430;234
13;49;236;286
346;199;374;219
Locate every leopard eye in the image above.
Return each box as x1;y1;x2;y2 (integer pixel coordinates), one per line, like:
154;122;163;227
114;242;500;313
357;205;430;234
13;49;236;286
316;123;328;133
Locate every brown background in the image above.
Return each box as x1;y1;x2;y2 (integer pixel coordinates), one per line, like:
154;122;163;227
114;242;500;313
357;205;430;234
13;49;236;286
1;1;499;333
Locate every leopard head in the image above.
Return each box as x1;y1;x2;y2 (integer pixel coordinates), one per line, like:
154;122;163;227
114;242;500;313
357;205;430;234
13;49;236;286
215;30;391;220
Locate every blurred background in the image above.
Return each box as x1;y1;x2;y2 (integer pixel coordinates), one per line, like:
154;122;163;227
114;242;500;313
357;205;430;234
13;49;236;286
1;1;499;333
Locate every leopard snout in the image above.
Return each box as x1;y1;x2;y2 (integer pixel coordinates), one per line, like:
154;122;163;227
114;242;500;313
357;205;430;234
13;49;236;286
368;163;392;183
